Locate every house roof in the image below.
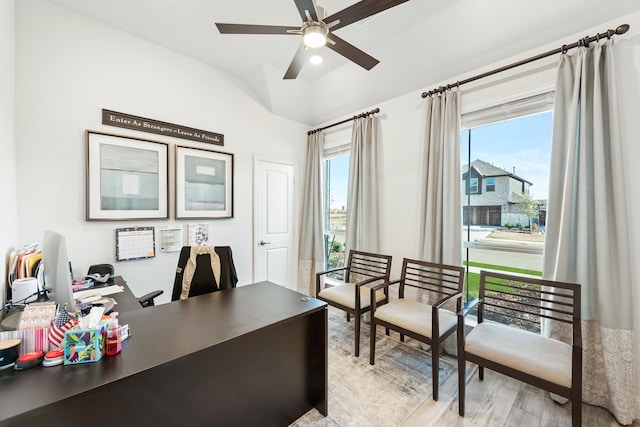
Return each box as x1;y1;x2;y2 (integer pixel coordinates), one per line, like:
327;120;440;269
462;159;533;185
508;191;548;206
508;191;528;204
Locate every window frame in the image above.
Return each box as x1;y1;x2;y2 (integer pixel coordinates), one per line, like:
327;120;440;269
322;127;351;273
461;90;555;231
469;177;479;194
486;177;495;192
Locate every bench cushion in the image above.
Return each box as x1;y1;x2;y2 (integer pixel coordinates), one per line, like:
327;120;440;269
318;283;385;309
465;322;573;388
374;299;457;339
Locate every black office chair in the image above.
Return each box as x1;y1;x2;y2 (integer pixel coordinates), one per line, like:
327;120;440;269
171;246;238;301
87;264;163;307
86;263;114;277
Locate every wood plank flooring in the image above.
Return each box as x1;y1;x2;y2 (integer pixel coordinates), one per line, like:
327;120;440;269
401;357;639;427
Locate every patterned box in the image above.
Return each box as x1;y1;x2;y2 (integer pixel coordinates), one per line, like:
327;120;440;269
63;320;109;364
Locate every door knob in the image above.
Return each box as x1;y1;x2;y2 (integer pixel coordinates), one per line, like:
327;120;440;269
259;240;271;246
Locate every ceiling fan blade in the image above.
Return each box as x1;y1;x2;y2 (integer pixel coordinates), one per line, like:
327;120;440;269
324;0;410;31
283;44;309;79
326;33;379;71
215;23;300;35
294;0;318;22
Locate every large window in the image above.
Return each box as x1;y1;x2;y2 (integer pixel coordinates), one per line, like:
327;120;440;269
461;92;553;304
324;154;349;273
323;128;351;277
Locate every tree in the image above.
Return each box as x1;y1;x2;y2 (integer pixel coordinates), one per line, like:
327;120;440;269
517;194;539;230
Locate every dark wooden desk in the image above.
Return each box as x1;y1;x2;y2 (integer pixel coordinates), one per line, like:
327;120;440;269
0;281;327;426
99;276;142;314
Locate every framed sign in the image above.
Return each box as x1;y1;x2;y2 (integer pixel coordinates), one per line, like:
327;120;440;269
86;131;169;220
175;145;234;219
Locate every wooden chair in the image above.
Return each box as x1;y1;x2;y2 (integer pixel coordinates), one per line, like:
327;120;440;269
369;258;464;401
316;250;392;356
457;270;582;427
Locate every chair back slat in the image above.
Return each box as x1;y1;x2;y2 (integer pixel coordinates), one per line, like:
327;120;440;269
399;259;464;303
346;250;392;282
482;288;575;318
478;270;580;335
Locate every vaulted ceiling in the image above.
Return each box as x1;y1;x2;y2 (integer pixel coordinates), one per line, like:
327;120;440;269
46;0;640;125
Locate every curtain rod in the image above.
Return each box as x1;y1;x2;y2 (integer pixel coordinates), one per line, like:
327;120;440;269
308;107;380;135
421;24;630;98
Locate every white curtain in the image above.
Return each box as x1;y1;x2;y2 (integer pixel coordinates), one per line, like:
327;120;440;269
419;90;462;266
297;132;325;296
544;39;635;425
344;116;381;253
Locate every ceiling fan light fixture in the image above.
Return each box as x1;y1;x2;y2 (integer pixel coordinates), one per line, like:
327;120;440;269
302;22;328;48
309;54;323;65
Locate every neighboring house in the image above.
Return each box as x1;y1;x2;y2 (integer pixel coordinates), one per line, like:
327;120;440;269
461;159;545;227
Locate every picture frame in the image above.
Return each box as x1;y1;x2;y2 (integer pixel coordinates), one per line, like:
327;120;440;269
86;130;169;221
175;145;234;219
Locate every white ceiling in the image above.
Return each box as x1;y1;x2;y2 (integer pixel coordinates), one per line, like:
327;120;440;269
46;0;640;125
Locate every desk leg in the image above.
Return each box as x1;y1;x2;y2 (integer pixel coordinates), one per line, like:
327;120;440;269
308;307;328;416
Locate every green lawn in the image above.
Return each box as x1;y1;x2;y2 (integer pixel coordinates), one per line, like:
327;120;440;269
463;261;542;300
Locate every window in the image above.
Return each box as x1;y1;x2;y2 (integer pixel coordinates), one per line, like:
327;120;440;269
323;128;351;277
486;177;495;192
469;178;478;193
461;92;554;306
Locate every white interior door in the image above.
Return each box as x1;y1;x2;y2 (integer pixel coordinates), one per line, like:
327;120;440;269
255;159;296;289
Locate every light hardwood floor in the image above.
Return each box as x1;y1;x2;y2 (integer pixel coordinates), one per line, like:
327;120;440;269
401;356;639;427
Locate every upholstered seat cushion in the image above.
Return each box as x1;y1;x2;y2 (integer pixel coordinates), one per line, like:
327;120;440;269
373;299;457;338
465;322;573;388
318;282;385;309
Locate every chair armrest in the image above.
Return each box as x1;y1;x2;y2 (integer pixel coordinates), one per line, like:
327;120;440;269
370;279;401;292
433;291;464;309
354;274;388;288
316;267;347;277
458;298;481;318
316;267;348;296
138;290;163;308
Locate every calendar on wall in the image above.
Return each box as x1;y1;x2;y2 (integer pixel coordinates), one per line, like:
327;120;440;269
115;227;156;261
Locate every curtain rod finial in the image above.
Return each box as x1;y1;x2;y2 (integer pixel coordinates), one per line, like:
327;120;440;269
616;24;630;35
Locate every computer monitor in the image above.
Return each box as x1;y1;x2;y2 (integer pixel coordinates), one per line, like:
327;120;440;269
42;230;76;312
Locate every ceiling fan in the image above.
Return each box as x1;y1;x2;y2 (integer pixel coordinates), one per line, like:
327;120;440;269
215;0;410;79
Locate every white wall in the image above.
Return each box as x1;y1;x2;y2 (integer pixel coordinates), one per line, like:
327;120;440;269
14;0;308;303
0;0;17;307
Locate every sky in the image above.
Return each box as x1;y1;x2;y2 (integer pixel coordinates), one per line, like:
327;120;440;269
463;111;553;200
327;110;553;209
327;155;350;210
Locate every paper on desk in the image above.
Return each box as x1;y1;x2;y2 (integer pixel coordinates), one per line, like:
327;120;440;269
74;285;124;300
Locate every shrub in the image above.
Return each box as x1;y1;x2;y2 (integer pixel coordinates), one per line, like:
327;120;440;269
516;222;524;230
504;222;514;229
